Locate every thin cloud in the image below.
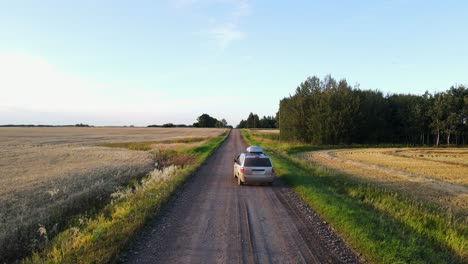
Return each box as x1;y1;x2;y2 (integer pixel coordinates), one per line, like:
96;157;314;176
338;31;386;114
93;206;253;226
170;0;201;9
230;0;251;21
212;0;250;48
176;0;251;48
206;24;246;48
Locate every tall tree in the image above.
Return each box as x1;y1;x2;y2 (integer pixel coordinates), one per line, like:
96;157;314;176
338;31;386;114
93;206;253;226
430;93;447;146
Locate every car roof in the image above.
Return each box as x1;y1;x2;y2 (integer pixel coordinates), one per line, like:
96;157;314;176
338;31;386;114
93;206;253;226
242;152;269;159
246;146;263;153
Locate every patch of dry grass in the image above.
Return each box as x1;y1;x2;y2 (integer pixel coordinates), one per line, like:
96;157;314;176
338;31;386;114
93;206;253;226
393;148;468;166
334;148;468;185
0;127;226;146
0;127;226;262
299;148;468;218
99;137;208;151
0;145;153;261
255;129;279;134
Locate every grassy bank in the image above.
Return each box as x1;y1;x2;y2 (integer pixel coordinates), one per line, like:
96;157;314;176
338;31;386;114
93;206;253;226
241;129;466;264
22;132;228;264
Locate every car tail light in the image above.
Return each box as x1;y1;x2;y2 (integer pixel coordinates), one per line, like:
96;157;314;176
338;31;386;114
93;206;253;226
240;167;245;174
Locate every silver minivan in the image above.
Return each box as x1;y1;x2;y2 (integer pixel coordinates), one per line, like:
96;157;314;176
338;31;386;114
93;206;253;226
233;146;274;186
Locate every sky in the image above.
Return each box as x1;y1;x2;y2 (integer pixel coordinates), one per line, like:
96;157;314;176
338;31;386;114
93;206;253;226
0;0;467;126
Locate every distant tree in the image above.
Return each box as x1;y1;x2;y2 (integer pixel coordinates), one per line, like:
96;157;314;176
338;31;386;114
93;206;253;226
75;123;90;127
352;89;388;143
193;114;228;128
258;116;275;128
275;111;280;128
237;113;277;129
447;85;468;145
215;120;223;128
236;119;247;128
194;114;217;127
246;113;260;128
162;123;175;127
221;118;228;127
413;92;432;145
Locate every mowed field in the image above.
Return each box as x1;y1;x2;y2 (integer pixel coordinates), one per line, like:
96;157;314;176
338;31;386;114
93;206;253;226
0;127;225;259
299;148;468;218
255;129;280;134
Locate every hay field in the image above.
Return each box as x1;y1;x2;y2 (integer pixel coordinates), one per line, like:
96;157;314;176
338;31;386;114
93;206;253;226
334;149;467;185
0;127;226;260
0;127;224;146
393;148;468;166
255;129;279;134
299;148;468;218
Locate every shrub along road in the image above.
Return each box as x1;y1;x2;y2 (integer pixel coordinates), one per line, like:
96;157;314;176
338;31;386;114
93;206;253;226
123;129;358;264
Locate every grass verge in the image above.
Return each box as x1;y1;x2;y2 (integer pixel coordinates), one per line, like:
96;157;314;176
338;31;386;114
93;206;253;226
241;129;466;264
21;132;228;264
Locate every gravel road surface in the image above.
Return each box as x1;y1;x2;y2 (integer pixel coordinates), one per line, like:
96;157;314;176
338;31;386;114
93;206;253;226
123;130;358;264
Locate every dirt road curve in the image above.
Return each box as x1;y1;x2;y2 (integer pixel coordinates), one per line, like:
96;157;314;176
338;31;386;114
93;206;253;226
123;130;358;264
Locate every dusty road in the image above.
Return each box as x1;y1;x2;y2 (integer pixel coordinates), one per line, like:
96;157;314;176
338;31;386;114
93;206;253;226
123;130;357;264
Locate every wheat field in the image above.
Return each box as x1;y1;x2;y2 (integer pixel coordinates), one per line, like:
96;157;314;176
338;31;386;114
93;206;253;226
255;129;280;134
334;148;468;185
393;148;468;166
0;127;224;146
0;127;226;260
298;148;468;218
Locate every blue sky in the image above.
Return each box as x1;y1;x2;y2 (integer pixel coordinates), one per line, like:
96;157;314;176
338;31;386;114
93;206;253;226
0;0;467;126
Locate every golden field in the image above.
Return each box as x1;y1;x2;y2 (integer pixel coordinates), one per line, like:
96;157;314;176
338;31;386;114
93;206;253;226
392;148;468;166
0;126;224;146
255;129;279;134
0;127;226;259
298;148;468;218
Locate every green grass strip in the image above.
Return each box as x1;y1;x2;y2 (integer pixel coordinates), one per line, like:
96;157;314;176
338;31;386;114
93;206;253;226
241;129;466;264
22;132;228;264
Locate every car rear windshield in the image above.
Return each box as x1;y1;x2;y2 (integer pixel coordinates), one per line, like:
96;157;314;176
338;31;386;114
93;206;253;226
244;158;272;167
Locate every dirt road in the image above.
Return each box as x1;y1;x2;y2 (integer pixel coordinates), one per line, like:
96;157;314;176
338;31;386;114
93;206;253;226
123;130;357;264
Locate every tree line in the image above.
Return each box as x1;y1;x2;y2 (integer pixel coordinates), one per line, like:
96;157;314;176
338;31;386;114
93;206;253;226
236;113;277;129
193;113;229;128
148;114;230;128
147;124;189;128
279;75;467;146
0;124;93;127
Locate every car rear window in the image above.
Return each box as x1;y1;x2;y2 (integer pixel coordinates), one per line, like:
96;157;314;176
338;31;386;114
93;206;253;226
244;158;272;167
